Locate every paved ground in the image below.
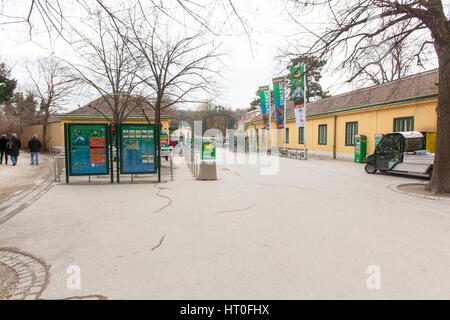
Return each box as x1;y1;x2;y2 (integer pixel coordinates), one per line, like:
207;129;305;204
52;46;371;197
0;151;449;299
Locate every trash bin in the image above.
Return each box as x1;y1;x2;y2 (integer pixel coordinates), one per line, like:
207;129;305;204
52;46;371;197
355;134;367;163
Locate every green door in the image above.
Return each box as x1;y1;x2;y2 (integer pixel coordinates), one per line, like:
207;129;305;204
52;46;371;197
375;133;404;171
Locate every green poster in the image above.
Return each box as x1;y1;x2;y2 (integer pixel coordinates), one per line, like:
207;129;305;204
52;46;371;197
258;85;270;130
202;138;216;160
68;123;109;175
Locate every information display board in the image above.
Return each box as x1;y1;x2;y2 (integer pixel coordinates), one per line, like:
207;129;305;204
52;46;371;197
202;138;216;160
68;123;109;175
120;124;156;174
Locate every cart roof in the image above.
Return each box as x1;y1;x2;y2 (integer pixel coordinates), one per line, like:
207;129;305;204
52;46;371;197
395;131;424;138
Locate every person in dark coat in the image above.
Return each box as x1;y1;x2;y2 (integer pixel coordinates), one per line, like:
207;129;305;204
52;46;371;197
28;134;42;165
6;133;21;166
0;134;8;165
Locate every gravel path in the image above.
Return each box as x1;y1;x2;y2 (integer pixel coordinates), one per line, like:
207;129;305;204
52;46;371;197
0;151;52;201
0;263;18;299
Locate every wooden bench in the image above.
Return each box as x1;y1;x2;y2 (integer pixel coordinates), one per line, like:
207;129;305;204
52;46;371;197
267;148;308;160
279;148;308;160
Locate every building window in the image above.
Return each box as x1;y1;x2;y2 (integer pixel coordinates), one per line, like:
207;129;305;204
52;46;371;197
394;117;414;132
285;128;289;144
345;122;358;146
298;127;304;144
318;124;327;145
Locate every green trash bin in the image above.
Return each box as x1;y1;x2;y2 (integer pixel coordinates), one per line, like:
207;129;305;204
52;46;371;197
355;134;367;163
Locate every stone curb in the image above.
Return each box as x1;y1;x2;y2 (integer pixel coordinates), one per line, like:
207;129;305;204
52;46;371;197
0;249;49;300
388;183;450;201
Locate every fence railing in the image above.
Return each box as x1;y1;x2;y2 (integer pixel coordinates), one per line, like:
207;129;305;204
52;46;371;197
51;147;65;182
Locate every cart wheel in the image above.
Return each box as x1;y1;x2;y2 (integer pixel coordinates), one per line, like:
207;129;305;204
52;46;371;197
364;163;377;174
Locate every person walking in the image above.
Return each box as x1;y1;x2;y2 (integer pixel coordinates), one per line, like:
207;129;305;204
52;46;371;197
6;133;21;166
28;134;42;165
0;134;8;165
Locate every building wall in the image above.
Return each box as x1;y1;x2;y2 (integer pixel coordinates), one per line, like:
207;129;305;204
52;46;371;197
333;98;437;156
245;120;277;148
246;97;437;160
22;122;64;149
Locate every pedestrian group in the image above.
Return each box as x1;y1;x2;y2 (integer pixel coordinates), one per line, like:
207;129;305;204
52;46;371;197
0;133;41;166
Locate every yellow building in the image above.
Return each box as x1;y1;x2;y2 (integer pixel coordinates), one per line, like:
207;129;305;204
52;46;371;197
246;69;438;160
22;95;171;149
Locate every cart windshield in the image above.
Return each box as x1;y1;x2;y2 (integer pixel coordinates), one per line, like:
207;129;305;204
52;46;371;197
376;134;403;154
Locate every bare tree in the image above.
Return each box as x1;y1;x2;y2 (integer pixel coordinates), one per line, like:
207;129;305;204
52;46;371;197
65;10;141;128
0;0;251;49
348;21;436;86
3;92;38;136
27;57;77;149
120;5;222;126
288;0;449;194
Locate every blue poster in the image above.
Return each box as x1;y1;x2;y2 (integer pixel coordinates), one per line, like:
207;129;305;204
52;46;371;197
120;124;156;174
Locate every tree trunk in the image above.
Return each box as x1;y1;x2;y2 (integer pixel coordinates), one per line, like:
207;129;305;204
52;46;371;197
156;108;161;127
155;100;161;127
42;102;51;151
427;42;450;194
42;121;48;151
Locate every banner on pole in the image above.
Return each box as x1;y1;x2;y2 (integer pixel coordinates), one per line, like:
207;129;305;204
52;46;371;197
258;85;270;130
290;66;306;127
272;77;285;129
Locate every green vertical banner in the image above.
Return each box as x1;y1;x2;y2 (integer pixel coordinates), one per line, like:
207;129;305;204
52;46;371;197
272;77;285;129
290;65;306;127
258;85;270;130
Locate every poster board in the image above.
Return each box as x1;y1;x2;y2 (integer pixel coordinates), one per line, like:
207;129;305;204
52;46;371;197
120;124;157;174
67;123;109;176
202;138;216;160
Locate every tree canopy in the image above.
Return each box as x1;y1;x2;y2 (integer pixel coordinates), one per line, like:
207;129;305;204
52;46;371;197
0;63;17;105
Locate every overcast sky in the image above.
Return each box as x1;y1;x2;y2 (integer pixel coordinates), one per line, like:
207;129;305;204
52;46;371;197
1;0;447;112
